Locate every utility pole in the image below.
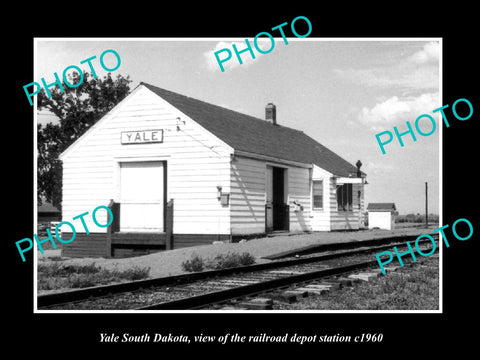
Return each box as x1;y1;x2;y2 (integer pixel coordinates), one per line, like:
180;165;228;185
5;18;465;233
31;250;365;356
425;182;428;228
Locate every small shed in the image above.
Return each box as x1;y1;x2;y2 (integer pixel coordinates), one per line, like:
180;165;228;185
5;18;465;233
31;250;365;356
367;203;397;230
37;202;61;223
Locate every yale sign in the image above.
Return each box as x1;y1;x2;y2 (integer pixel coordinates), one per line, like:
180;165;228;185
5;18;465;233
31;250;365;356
121;130;163;144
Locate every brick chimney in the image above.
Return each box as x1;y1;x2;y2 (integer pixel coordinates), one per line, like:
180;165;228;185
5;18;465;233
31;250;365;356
265;103;276;125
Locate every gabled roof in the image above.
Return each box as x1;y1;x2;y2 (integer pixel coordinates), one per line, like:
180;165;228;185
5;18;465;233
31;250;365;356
367;203;396;211
141;83;363;178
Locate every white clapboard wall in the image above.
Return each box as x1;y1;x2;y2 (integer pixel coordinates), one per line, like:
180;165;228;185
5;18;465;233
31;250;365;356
60;85;232;235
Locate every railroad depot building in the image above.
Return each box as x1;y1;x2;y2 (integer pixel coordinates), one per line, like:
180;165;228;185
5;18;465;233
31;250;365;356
59;83;367;258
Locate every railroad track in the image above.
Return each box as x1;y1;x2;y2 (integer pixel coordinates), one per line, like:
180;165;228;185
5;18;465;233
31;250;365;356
38;235;438;311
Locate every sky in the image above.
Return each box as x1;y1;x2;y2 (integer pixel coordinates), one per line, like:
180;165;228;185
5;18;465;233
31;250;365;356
35;38;441;215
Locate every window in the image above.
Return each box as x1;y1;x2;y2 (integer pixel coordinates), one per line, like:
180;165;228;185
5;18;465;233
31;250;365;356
337;183;352;211
312;180;323;209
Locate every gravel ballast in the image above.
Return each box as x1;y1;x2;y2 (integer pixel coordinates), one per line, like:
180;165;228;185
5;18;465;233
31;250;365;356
37;226;435;279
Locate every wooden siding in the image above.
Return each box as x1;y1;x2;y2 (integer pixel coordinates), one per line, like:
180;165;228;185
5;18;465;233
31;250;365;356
330;179;364;230
111;232;166;245
112;246;163;258
287;166;312;232
61;233;107;258
230;156;312;235
61;86;232;239
173;234;231;249
355;183;367;228
61;232;231;258
310;165;332;231
230;156;266;235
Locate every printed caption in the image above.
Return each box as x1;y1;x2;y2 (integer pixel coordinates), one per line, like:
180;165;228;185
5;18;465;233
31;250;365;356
100;332;383;344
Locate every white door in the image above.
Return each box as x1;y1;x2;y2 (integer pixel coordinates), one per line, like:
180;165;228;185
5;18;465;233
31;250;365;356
120;162;164;232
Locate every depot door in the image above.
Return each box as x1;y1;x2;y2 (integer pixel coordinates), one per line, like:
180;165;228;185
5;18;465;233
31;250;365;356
272;167;288;231
266;166;289;232
119;162;165;232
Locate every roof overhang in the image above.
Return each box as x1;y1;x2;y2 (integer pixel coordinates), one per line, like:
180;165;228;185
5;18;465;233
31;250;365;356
233;150;312;169
336;176;364;184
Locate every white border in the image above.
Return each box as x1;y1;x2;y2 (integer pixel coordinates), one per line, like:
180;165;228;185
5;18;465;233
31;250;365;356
34;37;443;314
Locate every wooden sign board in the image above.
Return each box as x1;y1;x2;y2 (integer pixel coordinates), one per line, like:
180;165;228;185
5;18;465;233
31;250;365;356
121;130;163;144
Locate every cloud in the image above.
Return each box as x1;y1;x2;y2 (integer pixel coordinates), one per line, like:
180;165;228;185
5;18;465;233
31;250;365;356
359;93;440;131
203;41;255;72
407;41;440;64
333;41;440;91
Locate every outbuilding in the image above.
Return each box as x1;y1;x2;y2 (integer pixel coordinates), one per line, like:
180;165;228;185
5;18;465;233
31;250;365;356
58;83;367;258
37;201;61;223
367;203;397;230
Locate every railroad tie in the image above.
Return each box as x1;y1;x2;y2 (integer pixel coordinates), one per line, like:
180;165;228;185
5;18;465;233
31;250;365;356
218;305;249;310
269;290;301;303
348;271;382;282
283;289;309;299
315;280;342;290
294;284;333;295
237;297;274;310
382;266;401;273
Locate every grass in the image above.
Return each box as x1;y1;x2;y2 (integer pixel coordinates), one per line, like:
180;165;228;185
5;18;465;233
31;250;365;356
182;252;256;272
38;262;150;291
287;256;439;310
182;254;206;272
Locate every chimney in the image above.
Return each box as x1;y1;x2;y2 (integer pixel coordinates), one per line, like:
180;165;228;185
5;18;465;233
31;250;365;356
265;103;276;125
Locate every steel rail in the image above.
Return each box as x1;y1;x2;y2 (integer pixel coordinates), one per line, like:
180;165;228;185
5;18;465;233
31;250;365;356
134;259;381;310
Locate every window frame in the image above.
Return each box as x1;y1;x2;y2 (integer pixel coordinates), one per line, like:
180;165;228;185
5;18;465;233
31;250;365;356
337;183;353;212
312;180;324;210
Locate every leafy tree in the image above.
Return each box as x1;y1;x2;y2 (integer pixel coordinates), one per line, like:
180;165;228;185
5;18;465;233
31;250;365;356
37;71;131;209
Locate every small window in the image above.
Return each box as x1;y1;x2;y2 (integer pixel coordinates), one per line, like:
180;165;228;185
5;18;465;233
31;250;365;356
312;180;323;209
337;183;352;212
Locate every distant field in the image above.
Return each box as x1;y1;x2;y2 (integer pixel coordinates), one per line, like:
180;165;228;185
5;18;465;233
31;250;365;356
394;222;439;229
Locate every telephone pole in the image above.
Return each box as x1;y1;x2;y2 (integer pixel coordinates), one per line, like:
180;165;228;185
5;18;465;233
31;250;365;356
425;182;428;228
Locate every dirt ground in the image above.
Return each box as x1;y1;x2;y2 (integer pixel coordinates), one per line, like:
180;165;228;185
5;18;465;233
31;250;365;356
37;225;436;279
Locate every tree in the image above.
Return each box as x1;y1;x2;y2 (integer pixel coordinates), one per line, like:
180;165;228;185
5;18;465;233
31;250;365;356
37;71;131;209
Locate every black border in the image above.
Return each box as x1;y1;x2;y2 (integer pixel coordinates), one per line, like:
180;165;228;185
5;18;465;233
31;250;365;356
6;4;479;355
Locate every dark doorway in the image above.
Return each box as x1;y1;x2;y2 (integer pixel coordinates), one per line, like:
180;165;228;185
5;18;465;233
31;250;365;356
266;166;289;232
